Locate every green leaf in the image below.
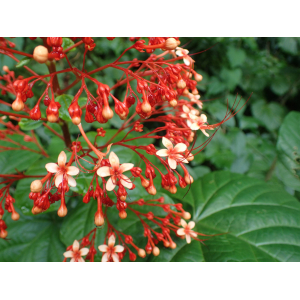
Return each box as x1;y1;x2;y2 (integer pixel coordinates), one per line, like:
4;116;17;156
56;94;73;122
181;171;300;261
0;212;65;262
62;38;75;52
251;99;286;131
278;37;298;55
276;111;300;191
16;57;32;68
226;46;246;68
19;119;43;131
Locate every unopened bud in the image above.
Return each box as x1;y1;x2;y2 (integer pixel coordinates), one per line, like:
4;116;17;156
3;66;9;73
33;46;49;64
141;101;152;113
177;79;186;89
102;105;114;120
94;211;104;226
12;96;24;112
11;211;20;221
184;174;194;185
170;242;177;249
182;211;191;220
119;210;127;219
169;99;177;107
58;204;68;217
0;229;8;239
194;73;203;82
146;185;157;195
164;38;178;50
152;246;160;256
138;248;146;258
30;180;43;193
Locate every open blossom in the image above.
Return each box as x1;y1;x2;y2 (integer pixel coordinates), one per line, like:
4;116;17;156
156;137;189;169
175;47;194;66
63;240;89;262
177;219;197;244
45;151;79;187
187;114;211;137
97;151;134;191
181;105;199;119
187;93;203;109
98;235;124;262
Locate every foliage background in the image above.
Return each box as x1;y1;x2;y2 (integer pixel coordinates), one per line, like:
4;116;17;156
0;37;300;262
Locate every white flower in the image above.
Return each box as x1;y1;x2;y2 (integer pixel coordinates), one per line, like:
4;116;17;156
187;114;211;137
63;240;89;262
177;219;197;244
45;151;79;187
97;151;134;191
98;235;124;262
181;105;199;119
175;47;194;66
187;93;203;109
156;137;189;170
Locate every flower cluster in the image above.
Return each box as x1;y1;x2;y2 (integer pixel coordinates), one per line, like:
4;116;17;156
0;37;247;261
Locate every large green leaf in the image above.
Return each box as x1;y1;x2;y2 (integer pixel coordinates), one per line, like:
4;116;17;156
0;212;65;262
276;111;300;191
169;171;300;261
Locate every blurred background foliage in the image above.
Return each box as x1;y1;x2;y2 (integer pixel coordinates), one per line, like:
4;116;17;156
1;37;300;261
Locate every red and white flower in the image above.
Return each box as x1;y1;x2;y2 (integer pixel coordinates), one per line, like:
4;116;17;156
177;219;197;244
98;235;124;262
97;151;134;191
187;93;203;109
156;137;189;169
63;240;89;262
187;114;211;137
181;105;199;119
45;151;79;187
175;47;194;66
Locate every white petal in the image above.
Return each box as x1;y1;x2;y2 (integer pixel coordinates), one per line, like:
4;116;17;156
79;248;89;256
55;174;63;188
102;253;109;262
183;57;190;66
112;253;119;262
168;157;177;169
182;105;190;113
58;151;67;167
72;240;80;252
119;163;134;173
45;163;58;173
186;234;191;244
67;175;76;187
162;137;173;149
177;228;185;236
70;258;75;262
97;166;111;177
98;245;108;252
188;221;195;229
200;114;207;123
190;231;197;238
120;174;133;189
106;177;116;191
66;166;79;176
201;129;209;137
156;149;169;157
114;245;124;253
63;250;74;258
175;49;183;56
173;143;187;153
180;219;187;227
78;257;85;262
108;235;116;247
109;152;119;170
